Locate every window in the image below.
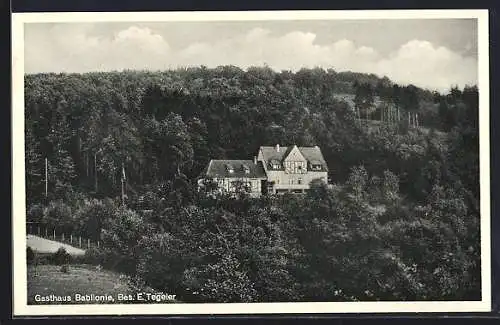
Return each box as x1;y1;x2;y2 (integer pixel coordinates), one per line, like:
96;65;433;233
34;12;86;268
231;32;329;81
231;181;251;192
312;164;322;171
296;163;307;174
298;178;302;185
225;163;234;174
289;179;294;185
270;159;281;170
242;164;250;174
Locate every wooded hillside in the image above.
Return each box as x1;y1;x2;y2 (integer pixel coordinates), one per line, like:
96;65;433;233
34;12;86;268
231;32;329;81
25;66;480;302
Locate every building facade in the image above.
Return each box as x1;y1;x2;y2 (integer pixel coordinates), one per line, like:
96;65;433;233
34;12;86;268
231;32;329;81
200;144;329;196
256;144;329;194
199;159;267;197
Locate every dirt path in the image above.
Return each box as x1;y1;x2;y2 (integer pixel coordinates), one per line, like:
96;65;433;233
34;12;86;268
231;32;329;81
26;234;85;256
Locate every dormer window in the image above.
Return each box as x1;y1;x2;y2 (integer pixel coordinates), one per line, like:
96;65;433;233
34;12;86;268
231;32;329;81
270;159;281;170
312;164;322;170
225;164;234;174
242;164;250;174
310;161;323;171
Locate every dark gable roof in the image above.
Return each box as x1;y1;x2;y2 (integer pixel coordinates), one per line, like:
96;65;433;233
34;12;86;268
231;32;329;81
205;160;267;179
259;145;329;171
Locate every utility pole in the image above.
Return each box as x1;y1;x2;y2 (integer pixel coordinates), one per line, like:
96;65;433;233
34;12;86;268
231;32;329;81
121;162;126;207
94;152;98;192
45;157;48;198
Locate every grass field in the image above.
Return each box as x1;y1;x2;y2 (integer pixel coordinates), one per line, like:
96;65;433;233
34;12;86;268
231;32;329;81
28;264;178;304
28;264;140;304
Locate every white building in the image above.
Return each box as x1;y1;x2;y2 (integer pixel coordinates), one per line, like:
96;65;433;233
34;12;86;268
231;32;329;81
200;144;329;196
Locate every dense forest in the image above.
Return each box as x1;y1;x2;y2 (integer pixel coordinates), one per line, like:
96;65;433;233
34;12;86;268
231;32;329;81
25;66;480;302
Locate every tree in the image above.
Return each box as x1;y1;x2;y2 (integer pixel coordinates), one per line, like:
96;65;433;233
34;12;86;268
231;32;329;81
346;165;369;201
25;121;43;203
146;113;194;180
354;82;375;121
75;198;115;241
182;253;258;302
136;232;187;294
42;200;74;234
101;206;147;274
382;170;400;203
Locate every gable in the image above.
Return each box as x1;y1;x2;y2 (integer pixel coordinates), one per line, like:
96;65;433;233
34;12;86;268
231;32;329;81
299;147;329;172
257;145;329;172
283;145;307;162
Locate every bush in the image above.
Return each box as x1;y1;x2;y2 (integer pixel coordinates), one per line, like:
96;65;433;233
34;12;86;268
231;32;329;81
99;207;146;275
27;204;45;223
136;233;186;294
34;253;52;265
43;200;74;234
82;247;108;266
74;198;114;241
27;246;35;265
60;264;70;273
80;246;134;274
182;254;258;303
51;247;72;265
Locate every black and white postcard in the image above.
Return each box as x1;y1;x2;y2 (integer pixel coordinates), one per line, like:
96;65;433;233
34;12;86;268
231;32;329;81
11;9;491;316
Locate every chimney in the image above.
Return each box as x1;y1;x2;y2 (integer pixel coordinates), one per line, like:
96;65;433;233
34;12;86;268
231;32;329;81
254;156;257;164
275;144;280;152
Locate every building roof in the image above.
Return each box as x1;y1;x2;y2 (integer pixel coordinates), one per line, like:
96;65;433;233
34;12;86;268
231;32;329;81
205;160;267;179
259;145;329;171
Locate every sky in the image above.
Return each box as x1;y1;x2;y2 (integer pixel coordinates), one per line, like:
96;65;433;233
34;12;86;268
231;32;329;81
24;19;478;92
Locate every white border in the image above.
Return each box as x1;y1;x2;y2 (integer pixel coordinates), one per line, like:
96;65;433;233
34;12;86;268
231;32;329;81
12;9;491;316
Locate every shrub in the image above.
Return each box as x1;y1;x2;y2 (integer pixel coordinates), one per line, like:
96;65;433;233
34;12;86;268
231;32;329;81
70;254;88;265
27;204;45;223
43;200;74;234
51;247;72;265
182;254;258;303
60;264;70;273
80;246;134;274
83;247;107;266
34;253;52;265
136;233;186;294
27;246;35;265
74;198;114;241
99;207;146;275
